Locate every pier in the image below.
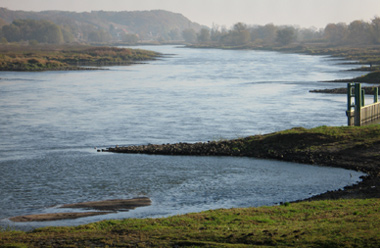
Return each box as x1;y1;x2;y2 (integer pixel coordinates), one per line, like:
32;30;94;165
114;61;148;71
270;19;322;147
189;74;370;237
347;83;380;126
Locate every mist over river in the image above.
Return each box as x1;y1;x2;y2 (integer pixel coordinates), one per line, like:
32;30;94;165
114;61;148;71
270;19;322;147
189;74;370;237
0;46;366;229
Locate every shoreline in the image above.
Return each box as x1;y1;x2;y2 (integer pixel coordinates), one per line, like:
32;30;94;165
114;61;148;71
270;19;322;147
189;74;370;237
105;126;380;202
8;197;152;222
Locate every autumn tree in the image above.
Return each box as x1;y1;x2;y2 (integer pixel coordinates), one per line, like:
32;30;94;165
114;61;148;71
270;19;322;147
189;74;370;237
370;16;380;44
324;23;348;44
230;22;251;45
347;20;372;45
276;27;296;45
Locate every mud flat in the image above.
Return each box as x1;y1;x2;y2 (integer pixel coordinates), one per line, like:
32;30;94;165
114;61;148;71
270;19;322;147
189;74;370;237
9;197;151;222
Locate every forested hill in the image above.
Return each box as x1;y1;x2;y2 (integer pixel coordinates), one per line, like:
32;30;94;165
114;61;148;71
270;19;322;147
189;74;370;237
0;8;204;43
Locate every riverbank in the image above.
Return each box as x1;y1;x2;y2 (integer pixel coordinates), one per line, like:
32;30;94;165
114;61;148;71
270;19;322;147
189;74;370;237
2;125;380;246
0;199;378;247
310;85;380;94
0;125;380;247
0;44;159;71
106;125;380;201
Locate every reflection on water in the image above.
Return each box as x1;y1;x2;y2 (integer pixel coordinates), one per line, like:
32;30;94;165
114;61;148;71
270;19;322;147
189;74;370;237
0;152;364;230
0;46;367;229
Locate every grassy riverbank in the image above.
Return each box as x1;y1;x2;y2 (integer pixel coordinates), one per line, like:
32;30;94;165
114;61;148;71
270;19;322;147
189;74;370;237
2;125;380;247
0;44;159;71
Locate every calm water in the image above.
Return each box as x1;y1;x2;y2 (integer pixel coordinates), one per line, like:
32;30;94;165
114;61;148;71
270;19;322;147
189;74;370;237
0;46;366;229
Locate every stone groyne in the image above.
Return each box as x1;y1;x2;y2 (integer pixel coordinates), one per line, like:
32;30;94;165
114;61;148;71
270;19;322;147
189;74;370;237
104;126;380;201
105;140;247;157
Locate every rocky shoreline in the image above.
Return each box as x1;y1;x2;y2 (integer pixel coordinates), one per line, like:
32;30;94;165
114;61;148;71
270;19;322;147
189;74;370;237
310;85;380;95
105;126;380;202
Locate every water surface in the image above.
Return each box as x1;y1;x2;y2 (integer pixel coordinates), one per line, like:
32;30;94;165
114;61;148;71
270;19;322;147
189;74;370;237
0;46;366;229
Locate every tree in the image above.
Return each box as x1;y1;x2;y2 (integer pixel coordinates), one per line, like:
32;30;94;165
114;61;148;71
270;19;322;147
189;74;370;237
324;23;348;44
251;24;277;44
168;29;181;41
210;24;228;43
276;27;296;45
2;24;21;42
197;28;210;43
1;19;65;44
347;20;372;45
61;26;75;43
370;16;380;44
231;22;251;45
44;24;64;44
182;28;197;43
298;27;322;42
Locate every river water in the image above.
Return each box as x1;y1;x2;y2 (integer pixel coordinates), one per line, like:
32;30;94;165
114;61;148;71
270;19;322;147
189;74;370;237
0;45;366;230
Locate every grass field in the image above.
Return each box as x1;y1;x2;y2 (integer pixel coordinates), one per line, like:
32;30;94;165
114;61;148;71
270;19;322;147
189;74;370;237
1;199;379;247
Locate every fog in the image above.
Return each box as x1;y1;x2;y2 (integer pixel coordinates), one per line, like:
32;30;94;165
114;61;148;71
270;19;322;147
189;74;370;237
1;0;379;29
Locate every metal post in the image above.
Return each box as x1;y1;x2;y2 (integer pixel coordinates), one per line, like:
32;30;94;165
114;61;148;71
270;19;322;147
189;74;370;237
375;87;378;103
347;83;355;126
354;83;362;126
347;83;353;111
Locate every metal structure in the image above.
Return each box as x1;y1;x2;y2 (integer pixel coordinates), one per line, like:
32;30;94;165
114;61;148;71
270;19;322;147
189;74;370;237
347;83;380;126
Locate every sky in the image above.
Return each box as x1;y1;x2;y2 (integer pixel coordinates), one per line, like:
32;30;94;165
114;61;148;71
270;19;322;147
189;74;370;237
1;0;379;29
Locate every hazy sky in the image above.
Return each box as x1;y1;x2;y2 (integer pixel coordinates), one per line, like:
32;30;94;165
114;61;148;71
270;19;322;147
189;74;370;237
1;0;379;28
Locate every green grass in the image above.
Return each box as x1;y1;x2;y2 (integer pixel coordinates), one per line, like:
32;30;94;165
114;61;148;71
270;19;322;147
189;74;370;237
1;199;379;247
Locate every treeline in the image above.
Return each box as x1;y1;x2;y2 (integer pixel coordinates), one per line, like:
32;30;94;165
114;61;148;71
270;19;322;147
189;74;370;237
0;19;72;44
185;17;380;47
0;8;204;44
0;18;183;44
1;16;380;47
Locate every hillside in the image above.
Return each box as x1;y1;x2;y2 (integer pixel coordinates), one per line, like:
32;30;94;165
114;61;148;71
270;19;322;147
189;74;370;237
0;8;204;43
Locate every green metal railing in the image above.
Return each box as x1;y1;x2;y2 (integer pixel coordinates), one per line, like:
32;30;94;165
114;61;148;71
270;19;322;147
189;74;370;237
347;83;380;126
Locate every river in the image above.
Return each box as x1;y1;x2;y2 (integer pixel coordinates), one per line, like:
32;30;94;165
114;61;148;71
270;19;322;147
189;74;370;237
0;45;366;230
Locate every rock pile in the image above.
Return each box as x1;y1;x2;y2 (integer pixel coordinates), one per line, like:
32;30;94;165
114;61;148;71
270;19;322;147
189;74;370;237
106;140;244;156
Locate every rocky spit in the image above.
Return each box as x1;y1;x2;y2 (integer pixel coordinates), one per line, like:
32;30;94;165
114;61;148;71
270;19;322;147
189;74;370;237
105;140;248;157
104;129;380;202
